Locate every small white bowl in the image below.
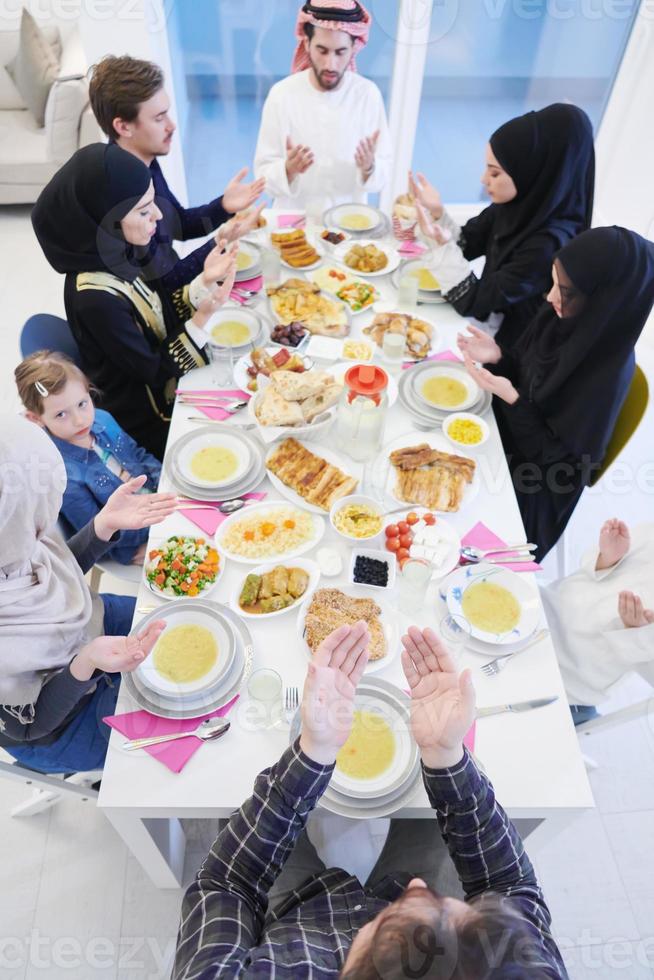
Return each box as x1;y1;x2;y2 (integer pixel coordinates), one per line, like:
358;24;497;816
329;494;384;544
348;548;397;591
442;412;490;452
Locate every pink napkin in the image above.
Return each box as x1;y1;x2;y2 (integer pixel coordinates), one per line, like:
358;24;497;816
464;722;476;754
176;387;251;422
402;348;463;370
277;214;305;229
178;492;267;535
461;521;542;573
230;274;264;304
103;695;239;773
398;240;427;256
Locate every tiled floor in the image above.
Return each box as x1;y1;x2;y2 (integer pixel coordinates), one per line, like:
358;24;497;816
0;205;653;979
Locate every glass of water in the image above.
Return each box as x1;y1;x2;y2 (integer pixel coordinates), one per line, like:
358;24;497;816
206;342;234;389
398;559;432;616
247;668;283;729
397;273;419;309
439;614;471;666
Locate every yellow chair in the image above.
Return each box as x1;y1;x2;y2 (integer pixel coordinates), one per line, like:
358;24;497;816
591;364;649;486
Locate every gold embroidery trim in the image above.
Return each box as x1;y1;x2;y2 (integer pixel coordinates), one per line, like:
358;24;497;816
76;272;166;341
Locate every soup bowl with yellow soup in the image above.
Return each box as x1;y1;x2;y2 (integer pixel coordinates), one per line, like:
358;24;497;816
207;308;263;350
177;432;251;489
330;203;382;234
137;608;236;697
446;564;541;645
331;692;417;798
233;241;261;278
415;365;480;412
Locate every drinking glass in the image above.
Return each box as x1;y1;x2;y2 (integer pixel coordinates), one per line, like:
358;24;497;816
261;247;281;287
247;668;283;729
398;559;432;616
439;614;472;666
206;341;234;389
397;273;420;309
382;331;406;375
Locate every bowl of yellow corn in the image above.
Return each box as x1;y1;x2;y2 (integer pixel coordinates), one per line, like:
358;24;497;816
442;412;489;452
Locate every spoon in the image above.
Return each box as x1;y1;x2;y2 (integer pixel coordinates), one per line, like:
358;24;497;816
176;496;246;514
123;718;231;751
459;544;536;565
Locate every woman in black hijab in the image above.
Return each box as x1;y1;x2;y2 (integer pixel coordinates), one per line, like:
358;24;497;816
411;103;595;349
458;226;654;561
32;143;236;459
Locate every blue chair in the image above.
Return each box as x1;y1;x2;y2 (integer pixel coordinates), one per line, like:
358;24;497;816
20;314;83;367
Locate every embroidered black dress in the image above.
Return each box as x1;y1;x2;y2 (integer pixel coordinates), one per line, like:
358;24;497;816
32;143;207;460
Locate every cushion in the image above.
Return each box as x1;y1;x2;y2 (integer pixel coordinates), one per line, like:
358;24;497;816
7;9;60;126
45;75;89;163
0;63;25;110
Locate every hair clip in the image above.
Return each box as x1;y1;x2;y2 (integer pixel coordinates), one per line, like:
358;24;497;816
35;381;49;397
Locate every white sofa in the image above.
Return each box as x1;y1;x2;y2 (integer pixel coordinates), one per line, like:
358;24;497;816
0;25;101;204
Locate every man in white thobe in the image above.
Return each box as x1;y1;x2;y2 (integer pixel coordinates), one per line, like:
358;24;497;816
254;0;392;210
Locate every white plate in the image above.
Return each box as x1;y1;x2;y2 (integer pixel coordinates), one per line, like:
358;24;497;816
400;257;442;293
297;585;399;675
216;501;325;564
372;431;480;514
435;585;544;656
445;563;541;646
386;509;461;580
176;431;251;489
234;240;261;277
331;692;414;797
232;347;313;395
206;307;263;349
364;306;440;361
143;537;225;601
278;233;325;272
247;377;338;445
265;440;361;516
331;361;398;407
329;203;383;234
308;266;380;315
136;606;235;697
413;364;480;412
332;240;401;278
229;558;321;620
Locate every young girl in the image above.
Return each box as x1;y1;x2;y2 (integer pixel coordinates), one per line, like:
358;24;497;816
16;350;162;566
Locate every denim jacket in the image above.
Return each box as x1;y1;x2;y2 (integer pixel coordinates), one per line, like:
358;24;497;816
50;409;162;564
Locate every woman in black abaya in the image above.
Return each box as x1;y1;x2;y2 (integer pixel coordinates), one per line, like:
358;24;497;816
411;103;595;349
458;226;654;561
32;143;236;459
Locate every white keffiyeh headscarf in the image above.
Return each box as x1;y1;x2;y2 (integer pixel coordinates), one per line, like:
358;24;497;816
0;416;92;715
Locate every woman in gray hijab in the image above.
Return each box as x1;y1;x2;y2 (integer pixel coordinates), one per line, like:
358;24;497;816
0;416;174;772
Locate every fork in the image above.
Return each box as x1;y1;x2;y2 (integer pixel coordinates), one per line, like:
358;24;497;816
284;685;300;722
479;629;550;677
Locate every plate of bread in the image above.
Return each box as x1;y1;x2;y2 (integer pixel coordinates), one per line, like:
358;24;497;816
248;368;342;443
364;311;438;361
271;229;324;270
372;432;480;514
297;586;398;675
265;437;360;515
266;278;350;338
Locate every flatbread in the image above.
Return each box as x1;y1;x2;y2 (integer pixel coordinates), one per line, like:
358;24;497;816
255;386;303;427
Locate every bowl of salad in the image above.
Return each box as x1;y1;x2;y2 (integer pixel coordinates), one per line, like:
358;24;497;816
144;536;224;600
336;280;379;314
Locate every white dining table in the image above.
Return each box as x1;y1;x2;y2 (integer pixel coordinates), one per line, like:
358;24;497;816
98;215;593;888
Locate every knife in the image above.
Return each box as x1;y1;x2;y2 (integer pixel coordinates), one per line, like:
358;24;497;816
476;696;558;718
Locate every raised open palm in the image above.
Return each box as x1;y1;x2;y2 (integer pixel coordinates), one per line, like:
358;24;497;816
401;627;475;768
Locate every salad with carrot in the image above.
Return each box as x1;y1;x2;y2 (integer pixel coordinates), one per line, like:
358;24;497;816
145;536;221;597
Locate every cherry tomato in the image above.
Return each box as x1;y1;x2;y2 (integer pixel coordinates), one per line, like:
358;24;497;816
386;537;401;552
397;547;411;563
406;512;419;526
385;524;400;538
399;533;413;549
397;520;410;535
423;512;437;525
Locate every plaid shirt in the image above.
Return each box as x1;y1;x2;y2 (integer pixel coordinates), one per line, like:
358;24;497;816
173;740;567;979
